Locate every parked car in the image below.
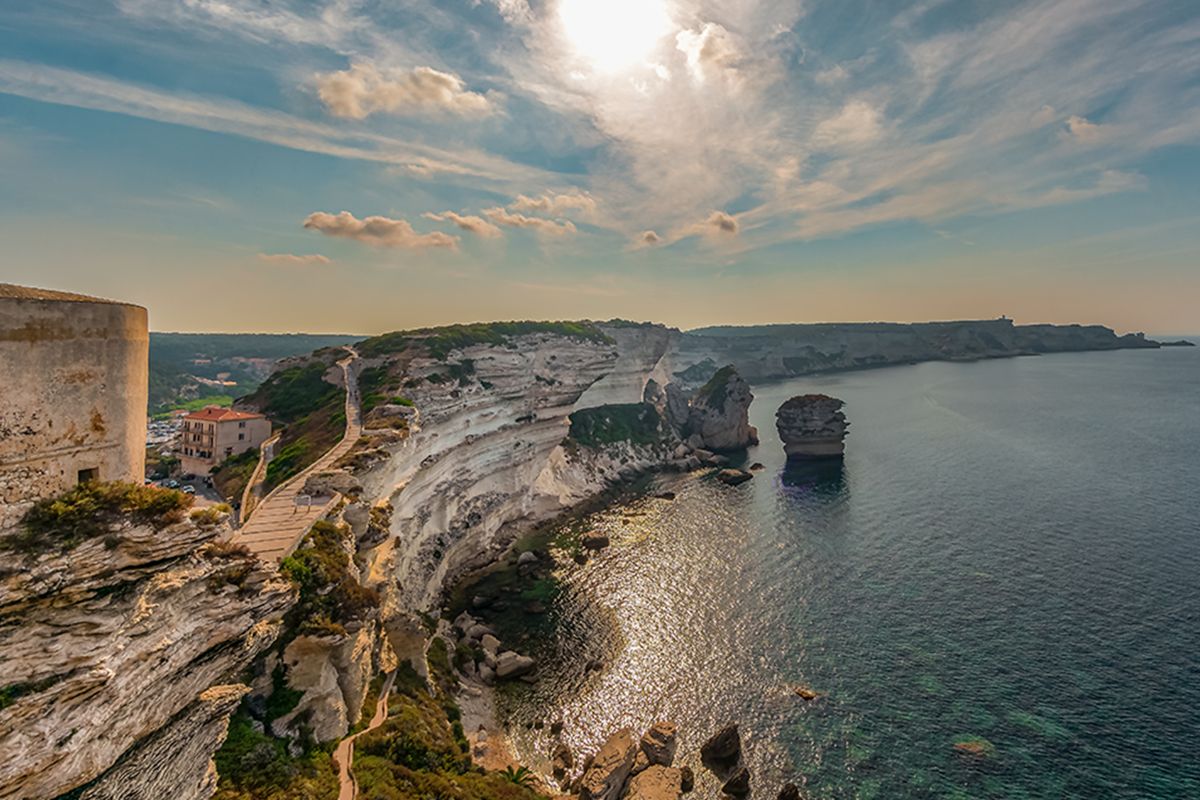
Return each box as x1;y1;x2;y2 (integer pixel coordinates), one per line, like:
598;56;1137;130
181;485;196;495
166;479;180;489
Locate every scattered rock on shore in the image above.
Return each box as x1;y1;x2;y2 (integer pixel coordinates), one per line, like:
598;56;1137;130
721;766;752;798
717;468;753;486
624;765;684;800
778;783;803;800
494;651;536;679
700;723;742;767
577;728;638;800
679;765;695;793
582;531;611;551
639;721;679;768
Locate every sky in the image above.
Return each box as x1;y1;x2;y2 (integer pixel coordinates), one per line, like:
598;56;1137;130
0;0;1198;335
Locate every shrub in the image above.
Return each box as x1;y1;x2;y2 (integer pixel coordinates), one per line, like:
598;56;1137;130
190;506;228;527
5;481;192;555
202;540;254;560
568;403;664;448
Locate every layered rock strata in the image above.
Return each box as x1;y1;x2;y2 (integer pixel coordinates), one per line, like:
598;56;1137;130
776;394;849;460
0;513;294;800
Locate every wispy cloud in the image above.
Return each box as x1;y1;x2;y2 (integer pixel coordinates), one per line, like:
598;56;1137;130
482;207;577;236
510;190;596;217
423;211;504;238
303;211;459;249
257;252;332;265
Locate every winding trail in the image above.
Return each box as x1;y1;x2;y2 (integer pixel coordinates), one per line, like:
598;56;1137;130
233;347;362;562
335;670;395;800
237;430;280;524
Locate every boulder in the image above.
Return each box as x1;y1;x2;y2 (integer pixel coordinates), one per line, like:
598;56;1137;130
717;469;753;486
640;721;679;767
477;664;495;685
578;728;638;800
700;723;741;767
778;784;803;800
552;742;574;781
722;767;751;798
480;634;501;655
465;623;493;641
624;765;684;800
775;395;848;460
494;651;536;679
581;531;610;551
679;765;695;793
517;551;539;566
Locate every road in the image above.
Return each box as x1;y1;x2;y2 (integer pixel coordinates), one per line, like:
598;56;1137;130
233;347;362;562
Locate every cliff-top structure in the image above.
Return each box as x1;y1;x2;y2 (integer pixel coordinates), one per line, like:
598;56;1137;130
0;284;148;531
776;395;849;460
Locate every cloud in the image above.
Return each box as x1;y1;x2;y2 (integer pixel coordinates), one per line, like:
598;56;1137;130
302;211;459;249
477;0;532;24
637;230;663;247
812;101;884;147
422;211;504;238
680;211;740;241
1061;114;1106;143
316;63;492;120
510;191;596;217
257;253;331;265
0;60;549;188
482;207;578;236
814;65;848;85
676;23;744;82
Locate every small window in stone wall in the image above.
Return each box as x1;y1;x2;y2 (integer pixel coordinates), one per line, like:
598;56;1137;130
77;467;99;484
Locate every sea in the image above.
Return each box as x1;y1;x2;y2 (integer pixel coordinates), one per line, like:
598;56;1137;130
468;346;1200;799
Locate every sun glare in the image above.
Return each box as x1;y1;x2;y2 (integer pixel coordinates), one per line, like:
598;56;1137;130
558;0;673;72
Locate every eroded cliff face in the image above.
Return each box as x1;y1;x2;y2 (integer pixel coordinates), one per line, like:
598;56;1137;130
673;319;1160;384
0;513;294;800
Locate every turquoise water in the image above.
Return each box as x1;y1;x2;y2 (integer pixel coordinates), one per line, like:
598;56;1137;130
478;348;1200;799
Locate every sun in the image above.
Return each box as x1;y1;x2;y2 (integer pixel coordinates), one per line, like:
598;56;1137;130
558;0;673;72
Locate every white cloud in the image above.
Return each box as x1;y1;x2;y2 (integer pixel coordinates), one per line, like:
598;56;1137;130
257;253;331;265
812;101;884;147
680;210;740;241
302;211;459;249
637;230;663;247
1061;114;1106;143
422;211;504;238
482;207;578;236
676;23;744;83
316;63;492;120
510;191;596;217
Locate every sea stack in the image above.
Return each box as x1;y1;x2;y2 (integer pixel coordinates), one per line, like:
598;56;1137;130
775;395;848;460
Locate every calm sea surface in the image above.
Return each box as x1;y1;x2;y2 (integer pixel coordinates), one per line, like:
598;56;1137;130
473;347;1200;799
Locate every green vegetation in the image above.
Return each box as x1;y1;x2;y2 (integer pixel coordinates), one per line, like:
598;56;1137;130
246;356;347;490
352;662;546;800
189;504;231;527
152;394;234;419
695;364;737;408
144;447;180;480
279;521;379;637
3;481;191;556
212;448;260;502
358;321;613;360
252;361;343;424
212;712;338;800
568;403;664;448
501;766;537;788
148;332;357;413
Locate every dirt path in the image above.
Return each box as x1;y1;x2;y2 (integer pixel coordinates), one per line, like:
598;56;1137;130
335;670;395;800
233;346;362;561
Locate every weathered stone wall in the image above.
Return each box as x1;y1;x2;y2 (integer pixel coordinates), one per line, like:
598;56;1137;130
0;286;148;530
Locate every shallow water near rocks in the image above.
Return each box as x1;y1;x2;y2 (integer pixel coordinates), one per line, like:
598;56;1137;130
473;348;1200;799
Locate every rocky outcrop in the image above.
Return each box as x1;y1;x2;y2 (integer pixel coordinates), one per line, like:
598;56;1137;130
578;728;638;800
700;723;742;767
76;684;249;800
775;395;849;460
682;366;758;452
0;514;294;800
624;765;684;800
